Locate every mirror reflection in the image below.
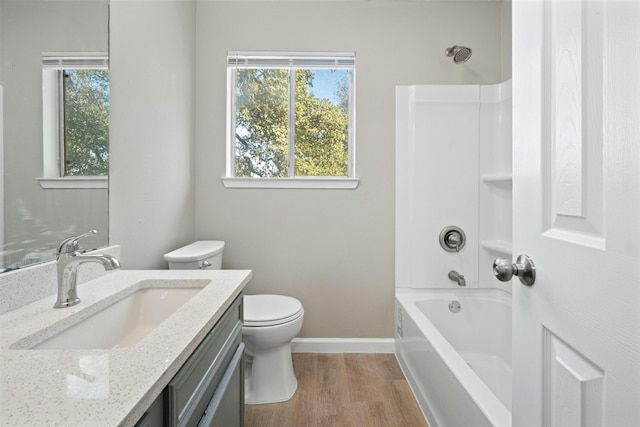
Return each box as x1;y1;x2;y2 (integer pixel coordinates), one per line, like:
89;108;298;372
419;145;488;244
0;0;110;272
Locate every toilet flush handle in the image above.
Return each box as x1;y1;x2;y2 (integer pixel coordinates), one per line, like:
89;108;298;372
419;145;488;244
199;260;212;269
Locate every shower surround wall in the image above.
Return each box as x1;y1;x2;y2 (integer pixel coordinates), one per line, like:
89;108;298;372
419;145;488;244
396;81;512;291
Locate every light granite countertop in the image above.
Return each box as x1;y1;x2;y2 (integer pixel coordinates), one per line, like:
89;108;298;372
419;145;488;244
0;269;252;427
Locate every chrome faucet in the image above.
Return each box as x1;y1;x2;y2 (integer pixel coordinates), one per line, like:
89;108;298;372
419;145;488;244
54;230;120;308
448;270;466;287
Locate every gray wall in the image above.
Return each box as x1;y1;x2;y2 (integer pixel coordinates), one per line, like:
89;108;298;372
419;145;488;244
501;0;512;81
1;1;108;268
194;1;505;338
109;0;197;270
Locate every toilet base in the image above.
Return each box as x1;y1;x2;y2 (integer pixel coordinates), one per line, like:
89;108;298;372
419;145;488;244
244;343;298;404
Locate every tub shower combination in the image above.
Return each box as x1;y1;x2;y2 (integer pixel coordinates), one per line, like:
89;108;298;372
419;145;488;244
394;80;512;427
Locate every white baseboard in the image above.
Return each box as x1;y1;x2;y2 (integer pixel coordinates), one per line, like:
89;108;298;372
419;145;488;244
291;338;395;353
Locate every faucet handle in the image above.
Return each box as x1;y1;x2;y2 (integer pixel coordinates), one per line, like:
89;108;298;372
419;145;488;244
57;230;97;254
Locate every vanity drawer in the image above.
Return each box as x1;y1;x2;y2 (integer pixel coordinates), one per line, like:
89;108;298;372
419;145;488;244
166;295;242;427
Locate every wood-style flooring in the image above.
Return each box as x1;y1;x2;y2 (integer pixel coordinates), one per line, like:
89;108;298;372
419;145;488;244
245;353;429;427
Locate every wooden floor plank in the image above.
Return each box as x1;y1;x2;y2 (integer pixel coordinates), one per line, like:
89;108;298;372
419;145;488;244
245;353;429;427
383;380;430;427
345;353;387;403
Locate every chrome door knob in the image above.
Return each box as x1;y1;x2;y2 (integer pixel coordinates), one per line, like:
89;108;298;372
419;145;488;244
493;254;536;286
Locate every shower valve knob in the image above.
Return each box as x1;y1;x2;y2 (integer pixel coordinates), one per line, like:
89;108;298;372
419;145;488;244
446;233;460;247
492;255;536;286
439;226;466;252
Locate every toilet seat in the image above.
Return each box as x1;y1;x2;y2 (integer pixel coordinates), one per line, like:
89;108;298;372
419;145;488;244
244;294;304;327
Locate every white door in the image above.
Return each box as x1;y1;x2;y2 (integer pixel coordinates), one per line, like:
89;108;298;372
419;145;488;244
512;0;640;426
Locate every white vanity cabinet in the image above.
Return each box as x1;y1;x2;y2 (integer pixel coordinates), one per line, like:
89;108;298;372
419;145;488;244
136;294;244;427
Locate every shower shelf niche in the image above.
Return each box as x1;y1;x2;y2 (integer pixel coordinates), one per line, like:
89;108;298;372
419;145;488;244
477;80;512;289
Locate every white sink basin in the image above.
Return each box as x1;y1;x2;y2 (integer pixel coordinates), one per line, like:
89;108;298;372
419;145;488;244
29;286;203;350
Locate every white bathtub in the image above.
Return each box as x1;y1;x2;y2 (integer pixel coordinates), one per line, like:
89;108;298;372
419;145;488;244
395;288;512;427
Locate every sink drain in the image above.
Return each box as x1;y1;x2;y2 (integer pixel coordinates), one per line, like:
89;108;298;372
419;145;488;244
448;300;461;313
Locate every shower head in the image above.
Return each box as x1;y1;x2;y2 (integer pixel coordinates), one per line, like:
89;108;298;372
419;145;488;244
445;45;472;64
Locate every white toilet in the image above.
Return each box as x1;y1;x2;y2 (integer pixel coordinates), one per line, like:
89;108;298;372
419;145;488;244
164;241;304;404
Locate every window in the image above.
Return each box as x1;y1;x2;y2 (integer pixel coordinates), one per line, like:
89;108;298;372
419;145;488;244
40;53;109;189
225;52;358;189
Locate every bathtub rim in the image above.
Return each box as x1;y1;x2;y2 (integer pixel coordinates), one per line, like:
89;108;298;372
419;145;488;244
395;287;512;427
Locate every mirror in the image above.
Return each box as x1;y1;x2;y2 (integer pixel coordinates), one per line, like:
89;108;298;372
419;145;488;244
0;0;110;271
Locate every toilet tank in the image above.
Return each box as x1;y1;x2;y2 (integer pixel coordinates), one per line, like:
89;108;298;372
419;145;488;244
164;241;225;270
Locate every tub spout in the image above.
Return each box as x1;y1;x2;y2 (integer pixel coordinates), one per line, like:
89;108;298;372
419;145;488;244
448;270;466;286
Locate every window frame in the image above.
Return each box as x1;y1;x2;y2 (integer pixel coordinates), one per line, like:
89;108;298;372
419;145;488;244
224;51;359;189
39;53;109;189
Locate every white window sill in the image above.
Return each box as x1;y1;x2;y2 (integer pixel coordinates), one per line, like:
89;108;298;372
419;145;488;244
222;177;359;189
37;176;108;189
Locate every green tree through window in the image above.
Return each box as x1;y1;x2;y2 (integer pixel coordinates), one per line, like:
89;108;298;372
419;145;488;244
234;67;352;178
63;69;109;176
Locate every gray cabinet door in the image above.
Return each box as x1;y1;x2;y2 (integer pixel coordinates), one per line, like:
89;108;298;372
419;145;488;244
134;392;164;427
197;343;245;427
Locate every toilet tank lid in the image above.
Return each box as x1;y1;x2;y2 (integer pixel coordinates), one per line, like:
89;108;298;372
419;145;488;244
163;241;225;262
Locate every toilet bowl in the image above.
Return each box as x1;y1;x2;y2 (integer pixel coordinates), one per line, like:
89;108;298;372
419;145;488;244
163;241;304;404
243;294;304;404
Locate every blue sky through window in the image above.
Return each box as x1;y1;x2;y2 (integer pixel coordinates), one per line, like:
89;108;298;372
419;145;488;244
307;69;348;104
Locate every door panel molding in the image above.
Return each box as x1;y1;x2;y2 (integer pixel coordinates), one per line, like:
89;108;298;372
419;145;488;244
543;327;605;427
542;0;605;250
